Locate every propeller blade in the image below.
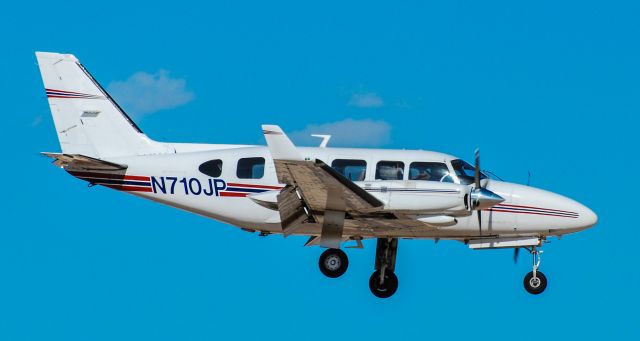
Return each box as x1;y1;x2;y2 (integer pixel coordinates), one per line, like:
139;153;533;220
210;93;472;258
477;210;482;236
513;248;520;263
474;149;481;189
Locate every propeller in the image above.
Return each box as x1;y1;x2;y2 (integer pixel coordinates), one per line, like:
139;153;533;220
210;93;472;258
474;149;481;190
469;149;505;237
474;149;482;236
513;247;520;263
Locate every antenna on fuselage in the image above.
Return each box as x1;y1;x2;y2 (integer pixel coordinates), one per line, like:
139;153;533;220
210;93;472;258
311;134;331;148
527;171;532;186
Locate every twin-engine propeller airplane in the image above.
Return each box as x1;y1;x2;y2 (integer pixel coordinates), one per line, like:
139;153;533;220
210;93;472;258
36;52;598;298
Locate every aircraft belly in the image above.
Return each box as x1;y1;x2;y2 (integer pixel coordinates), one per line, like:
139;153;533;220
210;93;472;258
134;191;280;226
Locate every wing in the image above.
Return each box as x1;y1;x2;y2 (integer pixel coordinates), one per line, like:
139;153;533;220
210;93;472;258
263;125;398;247
274;158;384;213
262;124;383;212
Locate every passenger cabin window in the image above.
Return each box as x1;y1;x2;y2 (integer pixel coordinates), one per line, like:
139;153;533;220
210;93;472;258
376;161;404;180
198;159;223;177
409;162;453;183
237;157;265;179
331;159;367;181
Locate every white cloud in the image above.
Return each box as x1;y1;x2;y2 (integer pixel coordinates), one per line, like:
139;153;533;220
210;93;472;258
107;70;194;118
290;119;391;147
348;92;384;108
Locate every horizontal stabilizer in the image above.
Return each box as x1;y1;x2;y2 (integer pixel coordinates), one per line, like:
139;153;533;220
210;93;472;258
41;152;127;171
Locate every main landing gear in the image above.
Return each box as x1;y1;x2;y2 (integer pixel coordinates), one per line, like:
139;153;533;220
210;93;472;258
318;248;348;278
369;238;399;298
317;238;400;298
523;246;547;295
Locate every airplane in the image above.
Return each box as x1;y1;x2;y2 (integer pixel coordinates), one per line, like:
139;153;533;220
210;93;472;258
35;51;598;298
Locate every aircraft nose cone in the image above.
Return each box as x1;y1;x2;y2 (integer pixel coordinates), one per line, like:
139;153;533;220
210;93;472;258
577;204;598;230
500;182;598;234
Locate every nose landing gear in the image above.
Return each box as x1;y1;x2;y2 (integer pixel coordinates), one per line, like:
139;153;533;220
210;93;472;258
523;246;547;295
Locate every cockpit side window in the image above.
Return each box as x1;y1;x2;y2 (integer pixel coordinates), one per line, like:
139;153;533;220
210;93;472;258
451;159;487;185
376;161;405;180
409;162;453;183
331;159;367;181
237;157;265;179
198;159;223;177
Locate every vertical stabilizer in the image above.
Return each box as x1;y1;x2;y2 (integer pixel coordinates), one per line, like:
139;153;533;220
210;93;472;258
35;52;165;158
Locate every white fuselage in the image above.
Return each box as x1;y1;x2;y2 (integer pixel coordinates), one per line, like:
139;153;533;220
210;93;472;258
84;143;597;240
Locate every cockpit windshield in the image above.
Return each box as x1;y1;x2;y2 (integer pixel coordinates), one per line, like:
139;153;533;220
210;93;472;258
450;159;488;185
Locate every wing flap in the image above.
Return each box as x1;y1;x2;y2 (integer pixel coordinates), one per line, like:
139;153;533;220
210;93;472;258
277;185;316;234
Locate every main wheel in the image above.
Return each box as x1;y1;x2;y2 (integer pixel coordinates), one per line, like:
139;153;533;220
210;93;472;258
318;248;348;278
369;270;399;298
523;270;547;295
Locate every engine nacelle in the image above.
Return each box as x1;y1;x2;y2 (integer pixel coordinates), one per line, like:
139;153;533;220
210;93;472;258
366;180;469;214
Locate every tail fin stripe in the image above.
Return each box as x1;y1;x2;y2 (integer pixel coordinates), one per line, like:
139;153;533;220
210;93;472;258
46;88;104;99
47;94;103;99
46;88;94;95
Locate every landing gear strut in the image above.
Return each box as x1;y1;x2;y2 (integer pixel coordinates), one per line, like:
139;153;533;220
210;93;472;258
318;248;348;278
523;246;547;295
369;238;399;298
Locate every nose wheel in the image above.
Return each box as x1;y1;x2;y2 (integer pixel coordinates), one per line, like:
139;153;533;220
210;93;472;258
524;271;547;294
319;248;348;278
523;246;547;295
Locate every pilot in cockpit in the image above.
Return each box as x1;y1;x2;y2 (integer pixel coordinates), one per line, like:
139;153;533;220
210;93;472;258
415;169;431;180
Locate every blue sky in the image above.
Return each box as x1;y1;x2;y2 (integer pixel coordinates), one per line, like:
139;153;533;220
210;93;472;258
2;0;639;340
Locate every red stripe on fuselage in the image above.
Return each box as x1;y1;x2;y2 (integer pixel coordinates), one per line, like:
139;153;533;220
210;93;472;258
220;192;248;197
487;208;578;218
68;171;151;181
495;203;577;215
104;185;153;192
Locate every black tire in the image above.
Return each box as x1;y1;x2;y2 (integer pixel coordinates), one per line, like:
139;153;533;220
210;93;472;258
523;270;547;295
369;270;399;298
318;248;348;278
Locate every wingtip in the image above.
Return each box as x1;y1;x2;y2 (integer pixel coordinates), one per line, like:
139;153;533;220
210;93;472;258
261;124;284;135
261;124;302;160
